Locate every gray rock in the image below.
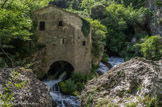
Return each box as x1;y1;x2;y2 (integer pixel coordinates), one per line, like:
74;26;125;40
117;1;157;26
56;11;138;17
81;58;162;107
0;68;52;107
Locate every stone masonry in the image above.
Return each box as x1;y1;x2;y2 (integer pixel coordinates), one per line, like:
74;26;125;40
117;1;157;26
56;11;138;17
33;5;91;73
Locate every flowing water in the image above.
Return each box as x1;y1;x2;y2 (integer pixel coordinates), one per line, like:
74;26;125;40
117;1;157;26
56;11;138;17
44;72;80;107
44;57;124;107
97;56;124;74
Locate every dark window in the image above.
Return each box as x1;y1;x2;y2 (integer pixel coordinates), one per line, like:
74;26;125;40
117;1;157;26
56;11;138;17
63;39;65;44
83;41;86;46
59;21;63;26
39;21;45;31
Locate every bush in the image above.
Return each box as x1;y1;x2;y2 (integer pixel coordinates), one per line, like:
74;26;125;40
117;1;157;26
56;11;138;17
90;4;106;20
100;4;150;59
59;79;77;95
87;19;107;59
136;36;162;60
155;0;162;6
60;69;97;94
102;53;108;62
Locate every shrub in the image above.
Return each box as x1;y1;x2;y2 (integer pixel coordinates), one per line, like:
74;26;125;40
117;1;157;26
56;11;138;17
87;19;107;59
136;36;162;60
90;4;106;20
102;53;108;62
155;0;162;6
59;68;97;94
101;4;150;59
143;95;158;107
59;79;77;95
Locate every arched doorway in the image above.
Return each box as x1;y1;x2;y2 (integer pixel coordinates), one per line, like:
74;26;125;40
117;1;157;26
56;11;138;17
48;61;74;80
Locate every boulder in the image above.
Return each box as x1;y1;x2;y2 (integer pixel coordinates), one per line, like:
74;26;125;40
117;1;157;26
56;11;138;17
0;68;51;107
81;58;162;107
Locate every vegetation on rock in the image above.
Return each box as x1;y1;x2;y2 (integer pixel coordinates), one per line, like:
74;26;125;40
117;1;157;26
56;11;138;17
81;58;162;107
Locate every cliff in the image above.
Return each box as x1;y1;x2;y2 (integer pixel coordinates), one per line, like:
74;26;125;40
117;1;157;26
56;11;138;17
146;0;162;36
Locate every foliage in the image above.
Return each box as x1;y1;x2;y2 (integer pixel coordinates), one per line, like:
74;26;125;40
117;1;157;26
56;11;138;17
102;53;108;62
59;79;77;95
87;19;107;58
101;4;150;59
36;70;47;80
49;0;71;8
86;93;94;107
95;98;118;107
126;102;137;107
81;0;95;13
81;18;90;37
0;0;49;67
143;95;159;107
113;0;146;8
90;4;106;20
157;18;162;25
60;67;97;95
0;70;27;107
135;36;162;60
155;0;162;6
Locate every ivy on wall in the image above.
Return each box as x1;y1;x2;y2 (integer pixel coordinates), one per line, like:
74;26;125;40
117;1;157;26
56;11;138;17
81;18;90;37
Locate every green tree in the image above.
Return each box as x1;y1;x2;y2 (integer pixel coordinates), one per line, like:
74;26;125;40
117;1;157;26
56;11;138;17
101;4;150;59
87;19;107;59
136;36;162;60
0;0;50;67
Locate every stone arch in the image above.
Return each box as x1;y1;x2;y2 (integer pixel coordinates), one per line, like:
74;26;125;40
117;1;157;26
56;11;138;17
48;60;74;79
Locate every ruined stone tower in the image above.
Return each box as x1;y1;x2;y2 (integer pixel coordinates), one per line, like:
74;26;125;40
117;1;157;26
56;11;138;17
33;5;91;74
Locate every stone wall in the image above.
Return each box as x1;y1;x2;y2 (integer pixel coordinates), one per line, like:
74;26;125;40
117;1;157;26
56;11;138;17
33;6;91;74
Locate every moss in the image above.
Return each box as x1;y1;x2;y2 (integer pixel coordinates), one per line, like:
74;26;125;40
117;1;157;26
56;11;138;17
137;84;142;91
81;18;90;37
126;102;137;107
144;95;158;107
116;90;125;97
86;93;94;107
95;99;118;107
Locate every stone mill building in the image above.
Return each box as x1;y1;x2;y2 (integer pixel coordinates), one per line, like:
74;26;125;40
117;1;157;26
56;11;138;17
33;5;91;75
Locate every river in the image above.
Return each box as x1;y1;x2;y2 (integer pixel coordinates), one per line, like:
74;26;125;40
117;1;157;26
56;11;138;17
43;56;124;107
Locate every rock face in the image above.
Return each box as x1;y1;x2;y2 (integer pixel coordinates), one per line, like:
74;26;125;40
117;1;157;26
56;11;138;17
81;58;162;107
0;68;51;107
146;0;162;36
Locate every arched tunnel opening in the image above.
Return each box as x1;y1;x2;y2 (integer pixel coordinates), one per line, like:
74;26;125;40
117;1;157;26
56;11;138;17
47;61;74;80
